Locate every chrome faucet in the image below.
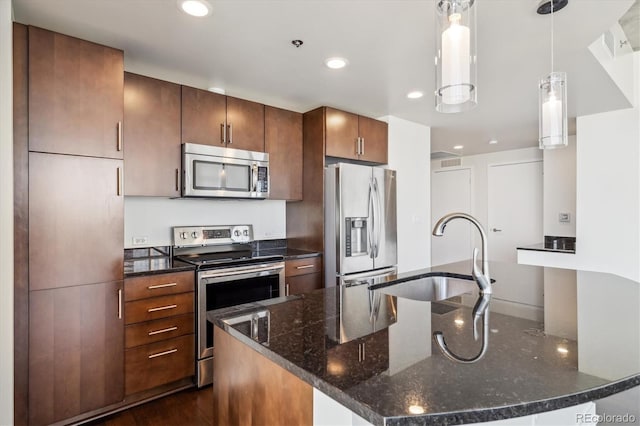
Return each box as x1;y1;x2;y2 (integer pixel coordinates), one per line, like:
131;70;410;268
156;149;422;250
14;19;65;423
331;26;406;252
432;212;492;363
432;212;491;294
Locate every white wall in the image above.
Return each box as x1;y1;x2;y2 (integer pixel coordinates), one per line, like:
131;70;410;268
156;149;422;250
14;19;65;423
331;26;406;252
543;135;577;237
382;116;431;273
575;52;639;282
0;0;14;423
124;198;286;247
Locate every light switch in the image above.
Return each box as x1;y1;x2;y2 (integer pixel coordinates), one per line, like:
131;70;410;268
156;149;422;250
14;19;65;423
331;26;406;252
558;213;571;223
132;236;148;245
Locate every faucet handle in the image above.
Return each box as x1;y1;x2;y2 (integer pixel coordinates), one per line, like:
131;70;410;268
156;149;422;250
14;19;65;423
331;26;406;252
472;248;492;295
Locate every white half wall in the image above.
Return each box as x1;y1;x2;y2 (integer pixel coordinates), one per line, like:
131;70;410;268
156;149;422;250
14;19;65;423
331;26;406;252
0;0;14;424
124;198;286;247
543;135;576;237
382;116;431;273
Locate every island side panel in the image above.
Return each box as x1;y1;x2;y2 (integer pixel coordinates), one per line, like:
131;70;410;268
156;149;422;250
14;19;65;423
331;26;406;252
213;326;313;426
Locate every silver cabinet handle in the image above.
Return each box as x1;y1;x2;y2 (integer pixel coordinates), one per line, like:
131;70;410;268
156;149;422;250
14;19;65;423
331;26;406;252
362;342;366;360
358;342;362;362
492;228;502;232
295;264;314;270
228;123;233;144
220;123;226;144
148;326;178;336
117;121;122;151
361;137;365;156
355;137;360;155
148;348;177;359
117;167;122;196
147;282;177;290
285;283;290;296
175;168;179;192
118;288;122;319
148;304;177;313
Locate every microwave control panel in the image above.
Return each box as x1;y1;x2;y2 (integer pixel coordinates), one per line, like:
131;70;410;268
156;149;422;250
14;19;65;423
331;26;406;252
173;225;253;247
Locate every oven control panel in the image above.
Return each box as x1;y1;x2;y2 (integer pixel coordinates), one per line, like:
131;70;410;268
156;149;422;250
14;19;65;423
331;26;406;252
173;225;253;247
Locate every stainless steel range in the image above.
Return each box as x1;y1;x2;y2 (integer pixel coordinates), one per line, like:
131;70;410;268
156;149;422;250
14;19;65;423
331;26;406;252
172;225;284;387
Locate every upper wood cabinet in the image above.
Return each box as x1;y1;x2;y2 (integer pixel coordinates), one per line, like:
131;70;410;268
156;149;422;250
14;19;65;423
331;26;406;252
29;152;124;291
181;86;265;152
124;73;181;197
28;26;124;159
265;106;303;200
324;107;388;164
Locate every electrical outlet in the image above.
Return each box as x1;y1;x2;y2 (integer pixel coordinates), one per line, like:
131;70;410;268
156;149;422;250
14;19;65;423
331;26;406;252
132;236;149;245
559;213;571;223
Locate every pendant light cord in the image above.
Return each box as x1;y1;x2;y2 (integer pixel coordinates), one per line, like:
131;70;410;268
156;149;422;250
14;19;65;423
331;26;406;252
550;0;554;73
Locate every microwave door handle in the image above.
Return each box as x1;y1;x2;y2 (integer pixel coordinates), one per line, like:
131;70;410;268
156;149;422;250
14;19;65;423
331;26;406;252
252;164;258;193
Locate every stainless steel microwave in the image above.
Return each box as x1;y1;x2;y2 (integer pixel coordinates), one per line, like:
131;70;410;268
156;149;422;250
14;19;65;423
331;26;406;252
182;143;269;198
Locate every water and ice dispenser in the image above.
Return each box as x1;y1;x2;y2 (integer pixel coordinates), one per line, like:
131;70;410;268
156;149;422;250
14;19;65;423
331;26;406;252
345;217;368;257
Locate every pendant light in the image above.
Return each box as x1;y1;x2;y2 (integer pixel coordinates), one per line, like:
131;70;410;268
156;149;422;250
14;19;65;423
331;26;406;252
435;0;477;113
538;0;568;149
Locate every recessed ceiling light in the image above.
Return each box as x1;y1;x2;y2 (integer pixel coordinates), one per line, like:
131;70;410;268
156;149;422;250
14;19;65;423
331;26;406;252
179;0;211;17
407;91;424;99
208;87;226;95
325;57;348;69
453;145;464;150
489;139;498;145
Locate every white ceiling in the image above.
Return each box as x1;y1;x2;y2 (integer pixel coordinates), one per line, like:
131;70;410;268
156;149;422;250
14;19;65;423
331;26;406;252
13;0;634;156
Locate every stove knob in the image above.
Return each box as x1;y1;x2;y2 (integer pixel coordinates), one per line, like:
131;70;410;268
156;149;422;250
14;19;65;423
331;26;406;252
191;231;199;238
234;230;241;237
243;230;249;236
180;232;188;239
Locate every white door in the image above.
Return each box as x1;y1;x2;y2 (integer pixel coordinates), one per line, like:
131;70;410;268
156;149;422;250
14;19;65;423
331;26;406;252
431;168;472;266
488;161;544;315
488;161;543;262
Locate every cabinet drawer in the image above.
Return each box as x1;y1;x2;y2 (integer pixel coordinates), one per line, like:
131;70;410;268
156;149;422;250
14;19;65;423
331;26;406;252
125;271;194;301
125;334;194;395
286;273;322;296
285;257;321;277
125;313;194;348
125;292;194;325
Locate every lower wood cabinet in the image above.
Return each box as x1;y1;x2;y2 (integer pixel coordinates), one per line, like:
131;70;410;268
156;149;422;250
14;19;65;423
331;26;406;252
284;256;322;296
124;271;195;396
28;281;124;426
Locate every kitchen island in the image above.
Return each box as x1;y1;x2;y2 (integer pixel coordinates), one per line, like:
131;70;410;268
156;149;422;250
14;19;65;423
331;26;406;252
208;261;640;425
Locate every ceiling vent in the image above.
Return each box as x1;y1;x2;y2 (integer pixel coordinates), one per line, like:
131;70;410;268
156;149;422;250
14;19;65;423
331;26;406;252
431;151;461;160
441;158;462;168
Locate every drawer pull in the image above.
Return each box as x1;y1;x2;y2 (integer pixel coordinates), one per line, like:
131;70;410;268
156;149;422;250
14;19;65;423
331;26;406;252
148;304;177;313
147;282;177;290
148;348;177;359
295;264;315;270
148;326;178;336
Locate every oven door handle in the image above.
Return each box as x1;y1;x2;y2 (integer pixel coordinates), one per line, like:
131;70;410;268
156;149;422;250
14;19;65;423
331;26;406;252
199;264;284;280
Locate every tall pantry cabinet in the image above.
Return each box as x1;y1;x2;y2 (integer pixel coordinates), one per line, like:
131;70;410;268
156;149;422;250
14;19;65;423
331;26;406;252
15;25;125;425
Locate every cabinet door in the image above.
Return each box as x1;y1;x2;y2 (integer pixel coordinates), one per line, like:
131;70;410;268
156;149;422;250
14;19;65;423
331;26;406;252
28;26;123;159
287;273;322;296
29;153;124;291
358;116;388;164
226;96;265;152
29;281;124;425
265;106;302;200
325;107;359;160
124;73;181;196
181;86;227;146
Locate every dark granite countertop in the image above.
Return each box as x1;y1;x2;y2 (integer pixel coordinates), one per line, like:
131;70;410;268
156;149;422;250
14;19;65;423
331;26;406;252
209;261;640;425
256;247;321;260
518;236;576;254
124;247;195;277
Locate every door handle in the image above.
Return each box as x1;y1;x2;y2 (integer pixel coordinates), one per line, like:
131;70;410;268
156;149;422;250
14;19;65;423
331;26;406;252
491;228;502;232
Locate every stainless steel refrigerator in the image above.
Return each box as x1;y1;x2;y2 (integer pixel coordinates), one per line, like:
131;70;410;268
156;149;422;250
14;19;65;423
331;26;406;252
324;163;397;287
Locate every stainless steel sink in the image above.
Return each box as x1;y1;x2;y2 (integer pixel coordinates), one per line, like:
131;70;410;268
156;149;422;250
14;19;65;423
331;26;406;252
377;275;476;303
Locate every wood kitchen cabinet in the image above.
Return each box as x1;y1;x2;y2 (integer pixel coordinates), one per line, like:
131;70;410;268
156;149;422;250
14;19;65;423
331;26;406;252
124;73;182;196
181;86;265;152
28;280;124;425
325;107;388;164
28;26;124;159
285;256;322;296
124;271;195;395
265;106;303;200
29;152;124;291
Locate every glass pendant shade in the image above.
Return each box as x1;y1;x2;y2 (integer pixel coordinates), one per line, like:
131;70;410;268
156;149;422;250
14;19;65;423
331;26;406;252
538;71;568;149
435;0;477;113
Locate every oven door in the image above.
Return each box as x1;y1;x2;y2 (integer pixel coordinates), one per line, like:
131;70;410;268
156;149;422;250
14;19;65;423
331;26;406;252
198;262;284;360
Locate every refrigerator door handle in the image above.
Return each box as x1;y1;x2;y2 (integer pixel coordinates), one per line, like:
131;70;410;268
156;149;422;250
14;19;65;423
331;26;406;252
368;179;375;258
373;177;382;258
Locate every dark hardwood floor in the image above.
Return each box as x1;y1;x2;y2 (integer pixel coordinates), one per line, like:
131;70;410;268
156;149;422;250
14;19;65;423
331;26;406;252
89;387;213;426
